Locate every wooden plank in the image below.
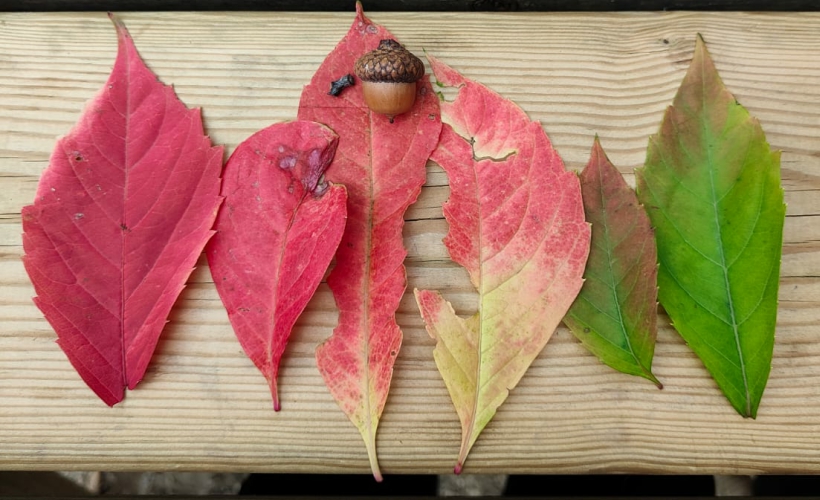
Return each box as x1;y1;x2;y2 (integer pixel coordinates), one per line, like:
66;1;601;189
0;11;818;475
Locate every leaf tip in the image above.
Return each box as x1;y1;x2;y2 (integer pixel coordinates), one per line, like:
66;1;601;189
737;403;756;419
454;463;463;475
694;33;709;58
589;135;606;162
425;54;465;91
97;385;125;407
745;399;755;419
107;12;128;37
354;1;371;25
581;134;610;181
637;360;663;391
689;33;722;86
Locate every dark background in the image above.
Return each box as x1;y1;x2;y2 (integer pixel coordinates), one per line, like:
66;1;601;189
6;0;820;11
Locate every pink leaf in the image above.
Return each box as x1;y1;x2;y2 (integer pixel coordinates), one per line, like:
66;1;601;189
415;56;590;473
206;121;347;412
297;3;442;481
21;14;223;406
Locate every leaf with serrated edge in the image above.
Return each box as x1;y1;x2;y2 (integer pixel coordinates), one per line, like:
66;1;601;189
564;137;661;388
206;121;347;412
21;14;223;406
636;35;784;417
297;3;442;480
415;56;590;473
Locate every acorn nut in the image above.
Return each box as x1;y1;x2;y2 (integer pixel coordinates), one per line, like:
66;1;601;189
354;39;424;122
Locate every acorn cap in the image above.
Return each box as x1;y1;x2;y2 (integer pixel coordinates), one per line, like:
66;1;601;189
354;39;424;84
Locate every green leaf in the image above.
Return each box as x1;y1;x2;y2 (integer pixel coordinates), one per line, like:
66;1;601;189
565;137;661;388
636;35;785;418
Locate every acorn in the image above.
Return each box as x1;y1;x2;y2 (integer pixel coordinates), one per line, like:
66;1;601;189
354;39;424;122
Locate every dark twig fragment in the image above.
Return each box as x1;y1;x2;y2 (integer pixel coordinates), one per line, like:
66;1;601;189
328;74;355;96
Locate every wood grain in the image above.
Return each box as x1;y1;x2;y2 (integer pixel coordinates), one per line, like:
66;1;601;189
1;11;819;475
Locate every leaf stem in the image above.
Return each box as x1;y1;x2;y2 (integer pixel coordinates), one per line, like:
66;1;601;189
270;379;280;412
365;433;383;482
456;439;471;475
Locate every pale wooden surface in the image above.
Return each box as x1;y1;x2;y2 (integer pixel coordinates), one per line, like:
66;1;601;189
1;11;819;475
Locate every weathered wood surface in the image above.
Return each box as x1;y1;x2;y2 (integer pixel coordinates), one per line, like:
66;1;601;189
1;11;818;475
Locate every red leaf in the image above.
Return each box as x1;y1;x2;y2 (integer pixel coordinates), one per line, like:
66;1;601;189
21;15;223;406
297;3;442;481
206;121;347;412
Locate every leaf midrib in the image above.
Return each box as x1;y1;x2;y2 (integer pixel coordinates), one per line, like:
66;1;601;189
267;189;309;370
596;159;647;376
361;110;376;465
120;35;131;388
699;58;751;417
464;135;484;464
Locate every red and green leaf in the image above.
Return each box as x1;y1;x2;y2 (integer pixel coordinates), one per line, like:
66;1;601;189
21;15;223;406
415;56;590;473
206;121;347;411
636;36;784;417
297;3;442;480
564;137;661;388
